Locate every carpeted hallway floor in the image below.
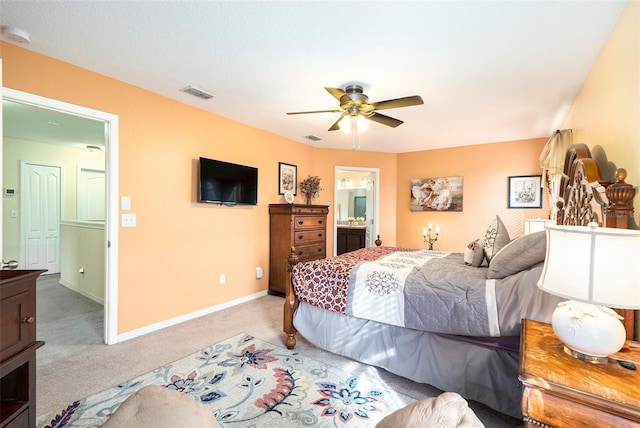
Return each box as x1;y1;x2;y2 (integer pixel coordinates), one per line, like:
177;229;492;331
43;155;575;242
35;275;520;427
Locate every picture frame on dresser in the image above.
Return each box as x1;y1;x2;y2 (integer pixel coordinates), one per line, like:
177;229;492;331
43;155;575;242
508;175;542;208
278;162;297;195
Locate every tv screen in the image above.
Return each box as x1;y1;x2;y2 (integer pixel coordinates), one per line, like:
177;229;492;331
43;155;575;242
199;157;258;205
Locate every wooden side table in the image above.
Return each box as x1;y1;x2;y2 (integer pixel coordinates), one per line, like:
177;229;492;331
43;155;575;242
519;319;640;427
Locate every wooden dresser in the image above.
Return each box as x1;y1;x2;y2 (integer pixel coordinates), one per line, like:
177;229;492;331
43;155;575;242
519;319;640;427
269;204;329;296
1;270;45;428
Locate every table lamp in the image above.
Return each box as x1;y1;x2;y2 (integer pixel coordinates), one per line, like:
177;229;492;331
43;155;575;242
537;223;640;364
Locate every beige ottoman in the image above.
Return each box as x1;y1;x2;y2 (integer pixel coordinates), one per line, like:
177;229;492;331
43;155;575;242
101;385;220;428
376;392;484;428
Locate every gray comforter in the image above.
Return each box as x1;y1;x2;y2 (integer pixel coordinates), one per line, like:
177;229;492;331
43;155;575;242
346;252;562;337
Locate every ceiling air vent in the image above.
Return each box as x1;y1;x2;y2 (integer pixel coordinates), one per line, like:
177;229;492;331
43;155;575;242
181;85;215;100
304;135;322;141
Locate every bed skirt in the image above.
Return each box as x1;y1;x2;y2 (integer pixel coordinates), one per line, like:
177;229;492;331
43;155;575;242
293;301;522;418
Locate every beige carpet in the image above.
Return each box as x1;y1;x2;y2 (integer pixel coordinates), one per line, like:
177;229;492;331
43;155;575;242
36;276;520;427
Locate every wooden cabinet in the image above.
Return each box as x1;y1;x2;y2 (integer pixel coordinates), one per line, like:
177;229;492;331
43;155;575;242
519;319;640;427
1;270;45;428
336;227;366;255
269;204;329;296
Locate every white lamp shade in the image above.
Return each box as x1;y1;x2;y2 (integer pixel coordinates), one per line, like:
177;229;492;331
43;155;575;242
537;224;640;309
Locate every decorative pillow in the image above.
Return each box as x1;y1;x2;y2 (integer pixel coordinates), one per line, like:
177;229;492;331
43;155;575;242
463;239;485;267
102;385;220;428
482;216;510;262
487;231;546;279
375;392;484;428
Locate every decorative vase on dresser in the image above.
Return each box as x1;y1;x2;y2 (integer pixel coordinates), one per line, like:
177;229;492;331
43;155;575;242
268;204;329;296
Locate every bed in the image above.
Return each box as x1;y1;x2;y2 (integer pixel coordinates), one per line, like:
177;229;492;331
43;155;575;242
282;143;636;418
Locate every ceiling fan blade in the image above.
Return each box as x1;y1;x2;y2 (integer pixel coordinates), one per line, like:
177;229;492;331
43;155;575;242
371;95;424;111
328;115;344;131
287;109;342;115
325;87;347;101
368;112;404;128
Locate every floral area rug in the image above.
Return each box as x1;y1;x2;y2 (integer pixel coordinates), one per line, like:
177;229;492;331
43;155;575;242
38;333;416;427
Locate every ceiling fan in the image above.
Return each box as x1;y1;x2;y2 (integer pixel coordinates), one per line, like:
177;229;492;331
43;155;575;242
286;84;424;131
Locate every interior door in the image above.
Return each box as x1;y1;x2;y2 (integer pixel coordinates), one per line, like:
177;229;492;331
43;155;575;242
21;162;62;273
78;168;105;221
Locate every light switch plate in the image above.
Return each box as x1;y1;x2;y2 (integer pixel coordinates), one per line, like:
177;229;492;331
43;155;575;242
121;196;131;210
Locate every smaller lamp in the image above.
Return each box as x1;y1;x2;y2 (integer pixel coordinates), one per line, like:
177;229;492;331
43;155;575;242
423;222;440;250
537;223;640;364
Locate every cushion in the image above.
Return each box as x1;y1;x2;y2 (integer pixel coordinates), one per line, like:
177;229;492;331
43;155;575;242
482;216;510;262
101;385;220;428
463;239;485;267
487;230;546;279
376;392;484;428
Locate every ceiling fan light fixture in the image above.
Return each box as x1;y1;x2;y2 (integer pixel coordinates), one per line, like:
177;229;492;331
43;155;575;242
338;114;369;134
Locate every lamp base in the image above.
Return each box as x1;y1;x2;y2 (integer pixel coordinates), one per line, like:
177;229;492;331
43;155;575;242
562;345;608;365
551;301;626;365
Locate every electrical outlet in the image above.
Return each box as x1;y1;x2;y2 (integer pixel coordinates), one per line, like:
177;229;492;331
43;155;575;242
219;273;226;284
121;213;137;227
256;267;263;279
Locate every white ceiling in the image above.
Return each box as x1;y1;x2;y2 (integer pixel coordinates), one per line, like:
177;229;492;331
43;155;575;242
0;1;627;153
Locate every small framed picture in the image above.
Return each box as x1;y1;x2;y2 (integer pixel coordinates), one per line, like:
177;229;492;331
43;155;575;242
508;175;542;208
278;162;297;195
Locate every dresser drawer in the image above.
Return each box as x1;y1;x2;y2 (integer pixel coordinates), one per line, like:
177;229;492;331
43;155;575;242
0;285;36;362
293;243;326;261
293;215;326;230
292;206;328;215
294;229;325;246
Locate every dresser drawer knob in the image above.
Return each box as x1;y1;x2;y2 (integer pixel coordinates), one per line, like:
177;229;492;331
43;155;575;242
317;248;322;253
318;220;323;225
298;220;304;226
22;316;35;324
298;235;304;240
318;233;323;238
297;251;303;256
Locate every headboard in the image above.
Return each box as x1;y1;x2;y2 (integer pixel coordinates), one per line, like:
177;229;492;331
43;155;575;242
555;143;637;339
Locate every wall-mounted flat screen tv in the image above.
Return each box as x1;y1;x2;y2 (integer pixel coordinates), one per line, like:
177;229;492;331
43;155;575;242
199;157;258;206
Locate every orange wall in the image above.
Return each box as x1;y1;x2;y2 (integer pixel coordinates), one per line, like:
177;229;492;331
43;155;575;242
1;42;317;332
396;138;548;252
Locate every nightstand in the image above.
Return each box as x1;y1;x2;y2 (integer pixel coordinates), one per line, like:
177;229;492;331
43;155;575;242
519;319;640;427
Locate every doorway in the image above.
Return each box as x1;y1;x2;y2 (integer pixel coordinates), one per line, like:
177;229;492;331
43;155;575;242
334;166;380;256
2;88;120;345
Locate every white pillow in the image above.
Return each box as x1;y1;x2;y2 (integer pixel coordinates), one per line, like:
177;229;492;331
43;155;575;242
463;239;485;267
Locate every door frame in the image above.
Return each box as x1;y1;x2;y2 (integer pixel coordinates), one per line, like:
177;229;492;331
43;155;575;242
2;88;120;345
333;166;380;256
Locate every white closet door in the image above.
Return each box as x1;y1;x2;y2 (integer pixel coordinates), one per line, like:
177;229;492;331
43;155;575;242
22;162;62;273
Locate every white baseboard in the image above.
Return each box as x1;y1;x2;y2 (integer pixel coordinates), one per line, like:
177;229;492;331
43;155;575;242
116;290;269;343
59;278;105;305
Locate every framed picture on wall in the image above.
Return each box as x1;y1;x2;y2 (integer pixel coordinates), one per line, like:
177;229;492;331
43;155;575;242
508;175;542;208
410;176;464;212
278;162;297;195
